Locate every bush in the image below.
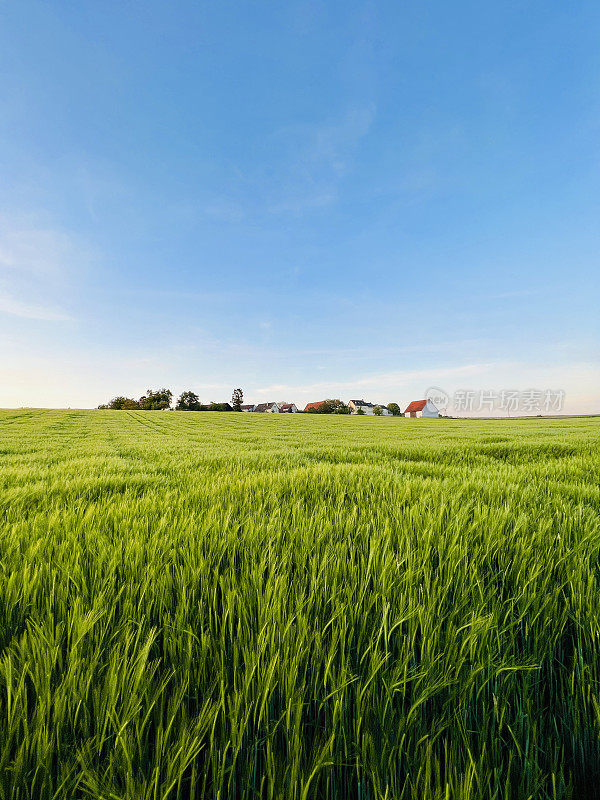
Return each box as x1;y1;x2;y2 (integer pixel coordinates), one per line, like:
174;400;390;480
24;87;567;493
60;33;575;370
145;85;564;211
318;399;349;415
100;396;141;410
139;388;172;410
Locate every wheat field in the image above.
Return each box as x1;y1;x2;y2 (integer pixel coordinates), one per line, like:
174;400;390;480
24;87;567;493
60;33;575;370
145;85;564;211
0;409;599;799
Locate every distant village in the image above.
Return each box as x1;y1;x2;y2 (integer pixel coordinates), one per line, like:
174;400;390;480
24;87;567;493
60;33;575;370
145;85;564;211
99;389;440;418
242;399;440;417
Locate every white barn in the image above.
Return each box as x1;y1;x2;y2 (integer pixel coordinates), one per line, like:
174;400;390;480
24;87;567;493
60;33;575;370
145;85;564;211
404;399;439;418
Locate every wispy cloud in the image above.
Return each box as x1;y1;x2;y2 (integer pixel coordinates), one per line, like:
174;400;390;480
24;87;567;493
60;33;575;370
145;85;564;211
0;220;83;279
277;105;375;176
260;105;376;215
0;291;72;321
0;215;87;323
255;363;494;398
203;199;246;223
188;105;376;220
471;289;539;301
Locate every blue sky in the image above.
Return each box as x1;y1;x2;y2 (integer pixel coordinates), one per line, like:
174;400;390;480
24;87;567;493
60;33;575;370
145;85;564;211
1;0;598;413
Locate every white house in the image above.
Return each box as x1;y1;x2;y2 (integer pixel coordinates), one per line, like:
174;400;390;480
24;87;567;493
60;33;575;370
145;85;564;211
404;399;439;418
278;403;298;413
253;402;280;413
240;404;255;412
348;400;392;416
348;400;375;415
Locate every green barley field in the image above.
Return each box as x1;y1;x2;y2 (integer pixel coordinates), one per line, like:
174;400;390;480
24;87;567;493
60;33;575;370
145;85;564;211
1;409;599;800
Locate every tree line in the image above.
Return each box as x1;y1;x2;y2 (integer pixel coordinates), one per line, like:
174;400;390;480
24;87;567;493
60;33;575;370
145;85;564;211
98;388;244;411
98;391;402;416
306;400;402;415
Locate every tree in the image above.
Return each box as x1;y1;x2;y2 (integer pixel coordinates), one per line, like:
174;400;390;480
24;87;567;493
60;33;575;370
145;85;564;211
318;399;349;414
231;388;243;411
139;388;172;410
208;402;232;411
176;391;201;411
101;396;140;410
387;403;401;416
121;398;141;410
334;404;351;414
373;405;383;416
356;408;365;415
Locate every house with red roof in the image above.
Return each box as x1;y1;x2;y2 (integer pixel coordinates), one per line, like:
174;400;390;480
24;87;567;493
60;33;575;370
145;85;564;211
404;399;440;418
304;401;325;412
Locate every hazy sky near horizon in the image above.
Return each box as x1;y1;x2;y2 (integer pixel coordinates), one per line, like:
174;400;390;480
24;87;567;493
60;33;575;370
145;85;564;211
1;0;599;414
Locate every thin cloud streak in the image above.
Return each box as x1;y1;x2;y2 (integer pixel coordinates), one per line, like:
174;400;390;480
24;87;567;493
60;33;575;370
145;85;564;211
0;219;86;279
0;217;88;325
0;292;72;321
255;362;494;398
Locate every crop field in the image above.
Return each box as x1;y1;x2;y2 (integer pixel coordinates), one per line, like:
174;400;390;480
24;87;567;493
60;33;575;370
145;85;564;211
0;409;599;800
